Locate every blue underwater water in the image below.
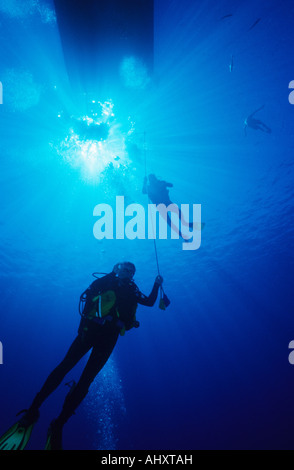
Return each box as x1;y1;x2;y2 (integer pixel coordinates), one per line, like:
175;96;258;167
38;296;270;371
0;0;294;451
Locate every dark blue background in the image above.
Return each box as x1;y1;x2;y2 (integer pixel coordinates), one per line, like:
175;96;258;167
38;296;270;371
0;0;294;450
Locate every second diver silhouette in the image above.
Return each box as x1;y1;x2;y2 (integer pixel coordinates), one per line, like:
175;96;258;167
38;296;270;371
142;174;205;240
244;105;271;136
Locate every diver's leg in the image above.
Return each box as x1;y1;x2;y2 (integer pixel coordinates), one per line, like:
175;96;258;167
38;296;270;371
260;122;272;133
29;335;92;411
254;120;271;133
178;209;193;228
53;333;119;427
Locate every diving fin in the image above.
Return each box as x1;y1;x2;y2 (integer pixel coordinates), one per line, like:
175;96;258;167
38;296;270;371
0;409;39;451
45;420;63;450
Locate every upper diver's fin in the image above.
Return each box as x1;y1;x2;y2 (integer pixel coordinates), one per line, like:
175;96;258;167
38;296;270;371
189;222;206;231
248;18;261;31
0;409;39;451
220;14;233;20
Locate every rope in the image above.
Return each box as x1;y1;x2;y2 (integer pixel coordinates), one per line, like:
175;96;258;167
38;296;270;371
142;132;170;309
143;132;161;278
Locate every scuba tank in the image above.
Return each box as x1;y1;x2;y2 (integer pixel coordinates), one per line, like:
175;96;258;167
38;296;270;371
79;288;116;325
79;273;138;335
79;272;116;325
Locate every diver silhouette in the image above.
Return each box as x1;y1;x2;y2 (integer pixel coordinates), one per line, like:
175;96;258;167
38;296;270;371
0;263;163;450
142;174;204;238
143;174;173;206
244;105;271;136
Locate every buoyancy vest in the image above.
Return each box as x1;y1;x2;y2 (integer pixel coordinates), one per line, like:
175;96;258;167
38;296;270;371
79;274;138;336
88;290;117;320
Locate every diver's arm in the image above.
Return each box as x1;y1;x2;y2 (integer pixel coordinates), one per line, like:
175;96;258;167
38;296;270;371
137;276;163;307
250;105;265;118
162;180;173;188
